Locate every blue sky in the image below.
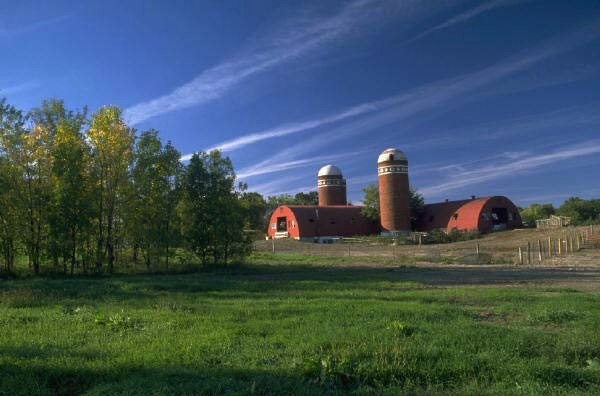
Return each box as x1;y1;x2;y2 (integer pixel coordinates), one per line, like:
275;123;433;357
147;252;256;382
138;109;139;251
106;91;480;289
2;0;600;206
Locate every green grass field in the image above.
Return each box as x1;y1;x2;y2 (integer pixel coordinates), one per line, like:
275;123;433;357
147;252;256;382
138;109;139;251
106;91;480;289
2;254;600;395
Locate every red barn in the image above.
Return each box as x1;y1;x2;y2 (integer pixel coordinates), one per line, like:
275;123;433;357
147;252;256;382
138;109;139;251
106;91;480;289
418;196;522;233
267;205;379;240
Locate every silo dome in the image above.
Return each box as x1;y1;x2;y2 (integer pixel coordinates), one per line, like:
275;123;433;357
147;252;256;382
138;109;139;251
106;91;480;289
378;148;407;164
318;164;343;177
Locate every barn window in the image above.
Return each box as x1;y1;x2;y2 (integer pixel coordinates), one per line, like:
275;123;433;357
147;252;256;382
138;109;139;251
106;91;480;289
351;217;356;224
453;213;458;220
308;218;314;223
508;212;514;221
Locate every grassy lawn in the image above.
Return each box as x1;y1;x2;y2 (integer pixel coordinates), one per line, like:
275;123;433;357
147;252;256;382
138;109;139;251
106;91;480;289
2;255;600;395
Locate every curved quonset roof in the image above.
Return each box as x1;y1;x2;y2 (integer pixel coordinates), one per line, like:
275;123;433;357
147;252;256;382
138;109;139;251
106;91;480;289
267;205;379;238
378;148;407;163
418;196;522;233
318;164;343;177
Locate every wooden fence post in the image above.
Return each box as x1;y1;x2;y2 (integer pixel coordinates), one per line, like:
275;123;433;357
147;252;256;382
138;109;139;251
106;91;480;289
527;242;531;265
476;242;480;260
518;246;523;265
569;237;574;253
272;237;275;253
557;238;561;256
548;236;552;257
537;240;542;263
577;234;581;251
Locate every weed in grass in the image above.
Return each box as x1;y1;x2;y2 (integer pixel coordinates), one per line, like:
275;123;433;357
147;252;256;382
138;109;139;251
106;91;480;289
587;358;600;370
387;320;415;337
529;309;581;324
94;310;142;331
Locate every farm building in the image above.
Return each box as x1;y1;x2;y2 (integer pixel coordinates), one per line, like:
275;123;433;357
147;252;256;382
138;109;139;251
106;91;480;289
418;196;523;233
267;205;379;240
266;149;523;239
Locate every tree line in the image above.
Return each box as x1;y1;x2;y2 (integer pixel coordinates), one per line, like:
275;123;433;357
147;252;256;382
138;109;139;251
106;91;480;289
519;198;600;226
0;98;259;275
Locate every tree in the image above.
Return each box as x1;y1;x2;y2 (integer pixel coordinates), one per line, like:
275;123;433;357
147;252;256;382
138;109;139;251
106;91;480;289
240;191;267;230
360;184;425;230
557;197;600;225
130;130;182;269
361;184;380;221
519;203;555;226
49;114;92;274
294;191;318;206
0;99;27;272
87;106;134;273
180;151;251;265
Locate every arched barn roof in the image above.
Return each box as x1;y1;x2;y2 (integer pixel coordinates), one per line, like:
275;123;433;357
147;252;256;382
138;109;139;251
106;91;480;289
267;205;379;239
418;196;522;233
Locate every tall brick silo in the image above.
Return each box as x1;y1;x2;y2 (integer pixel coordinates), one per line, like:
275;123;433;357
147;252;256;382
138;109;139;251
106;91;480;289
377;148;410;235
317;165;347;206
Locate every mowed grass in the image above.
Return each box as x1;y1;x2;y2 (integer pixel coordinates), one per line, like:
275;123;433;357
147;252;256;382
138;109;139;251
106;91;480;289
2;256;600;395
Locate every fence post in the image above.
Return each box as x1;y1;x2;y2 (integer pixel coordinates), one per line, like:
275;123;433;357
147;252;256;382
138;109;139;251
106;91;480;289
347;243;351;257
527;242;531;265
537;240;542;263
518;246;523;265
569;237;574;253
577;234;581;251
548;236;552;257
272;237;275;253
418;234;422;247
476;242;480;261
557;238;561;256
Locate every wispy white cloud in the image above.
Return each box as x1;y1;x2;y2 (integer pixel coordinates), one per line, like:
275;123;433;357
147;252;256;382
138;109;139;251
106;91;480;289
406;0;520;43
234;21;600;178
0;13;72;38
203;102;377;154
237;150;365;179
0;81;40;96
420;140;600;197
123;0;418;125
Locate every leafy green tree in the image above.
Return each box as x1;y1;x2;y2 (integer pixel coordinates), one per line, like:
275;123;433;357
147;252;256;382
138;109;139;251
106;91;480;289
49;114;92;274
181;151;251;265
519;203;555;226
294;191;318;205
361;184;380;222
87;106;135;272
0;99;27;272
130;130;182;269
240;191;267;230
557;197;600;225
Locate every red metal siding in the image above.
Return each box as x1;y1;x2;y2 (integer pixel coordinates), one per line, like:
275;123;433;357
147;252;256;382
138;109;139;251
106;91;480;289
418;196;523;233
267;205;379;239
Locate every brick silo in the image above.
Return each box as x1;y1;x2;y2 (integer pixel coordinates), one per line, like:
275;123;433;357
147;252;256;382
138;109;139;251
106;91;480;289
377;148;410;235
317;165;347;206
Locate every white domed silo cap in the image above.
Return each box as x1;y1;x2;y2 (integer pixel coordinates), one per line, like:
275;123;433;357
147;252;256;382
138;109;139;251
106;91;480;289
318;164;342;177
378;148;407;163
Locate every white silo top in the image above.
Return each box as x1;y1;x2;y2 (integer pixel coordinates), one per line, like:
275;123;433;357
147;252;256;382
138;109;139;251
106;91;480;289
318;164;342;177
378;148;407;163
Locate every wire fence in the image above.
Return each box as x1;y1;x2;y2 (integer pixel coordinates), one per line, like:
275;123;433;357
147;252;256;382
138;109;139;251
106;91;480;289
255;225;599;265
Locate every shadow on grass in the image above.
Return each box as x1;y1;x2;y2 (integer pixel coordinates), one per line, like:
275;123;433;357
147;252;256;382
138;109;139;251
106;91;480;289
1;263;599;310
1;362;325;396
